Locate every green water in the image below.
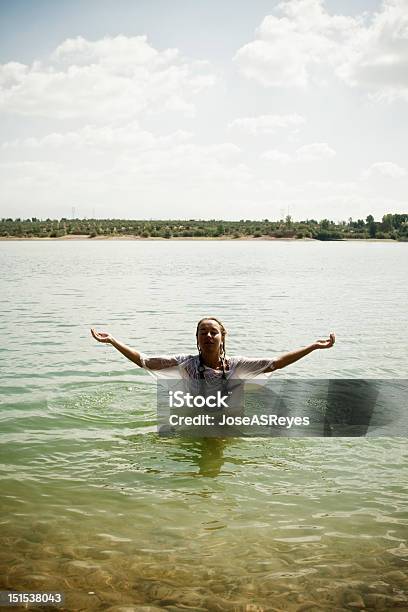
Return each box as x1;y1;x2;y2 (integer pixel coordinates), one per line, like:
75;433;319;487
1;241;407;611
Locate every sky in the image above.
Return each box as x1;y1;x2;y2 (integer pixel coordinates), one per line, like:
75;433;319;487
0;0;407;222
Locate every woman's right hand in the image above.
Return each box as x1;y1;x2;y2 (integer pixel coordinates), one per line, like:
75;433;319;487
90;328;114;344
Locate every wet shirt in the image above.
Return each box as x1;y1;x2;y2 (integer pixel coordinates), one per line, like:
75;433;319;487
139;353;276;380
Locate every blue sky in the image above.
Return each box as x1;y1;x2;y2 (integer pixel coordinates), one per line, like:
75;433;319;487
0;0;376;62
1;0;407;221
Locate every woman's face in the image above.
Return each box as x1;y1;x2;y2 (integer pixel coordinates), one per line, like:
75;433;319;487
197;319;223;354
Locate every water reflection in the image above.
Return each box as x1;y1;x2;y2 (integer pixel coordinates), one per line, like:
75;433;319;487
168;438;230;477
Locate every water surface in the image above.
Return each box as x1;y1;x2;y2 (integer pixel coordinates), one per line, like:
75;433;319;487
1;241;407;611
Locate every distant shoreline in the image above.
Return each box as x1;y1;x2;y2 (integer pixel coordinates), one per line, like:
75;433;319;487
0;235;400;243
2;214;406;241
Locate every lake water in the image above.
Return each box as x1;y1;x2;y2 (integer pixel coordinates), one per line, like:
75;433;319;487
0;240;407;611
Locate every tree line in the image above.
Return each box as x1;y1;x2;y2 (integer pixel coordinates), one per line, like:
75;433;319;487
1;214;407;240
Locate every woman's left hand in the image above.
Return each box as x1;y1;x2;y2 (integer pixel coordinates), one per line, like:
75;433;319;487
314;332;336;349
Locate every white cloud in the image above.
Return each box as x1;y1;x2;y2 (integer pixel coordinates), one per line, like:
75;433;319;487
0;35;215;120
114;142;245;186
228;113;305;134
262;142;335;163
2;123;192;151
0;61;28;87
337;0;408;101
261;149;291;163
306;180;356;193
234;0;408;100
296;142;336;161
363;161;407;178
234;0;359;87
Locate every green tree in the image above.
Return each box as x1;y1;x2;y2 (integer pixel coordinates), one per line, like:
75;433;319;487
382;214;394;232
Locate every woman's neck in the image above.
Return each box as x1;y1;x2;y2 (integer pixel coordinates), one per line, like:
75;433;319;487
200;351;222;369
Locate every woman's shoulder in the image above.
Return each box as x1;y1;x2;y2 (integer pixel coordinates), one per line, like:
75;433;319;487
226;355;275;376
226;355;244;365
173;353;198;364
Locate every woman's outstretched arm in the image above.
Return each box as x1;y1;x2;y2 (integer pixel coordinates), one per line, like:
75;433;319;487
265;332;335;372
90;329;180;370
91;329;144;367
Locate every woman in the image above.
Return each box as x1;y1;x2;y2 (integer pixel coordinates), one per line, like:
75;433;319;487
90;317;335;380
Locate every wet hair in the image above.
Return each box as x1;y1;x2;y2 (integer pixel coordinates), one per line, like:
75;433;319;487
196;317;228;380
